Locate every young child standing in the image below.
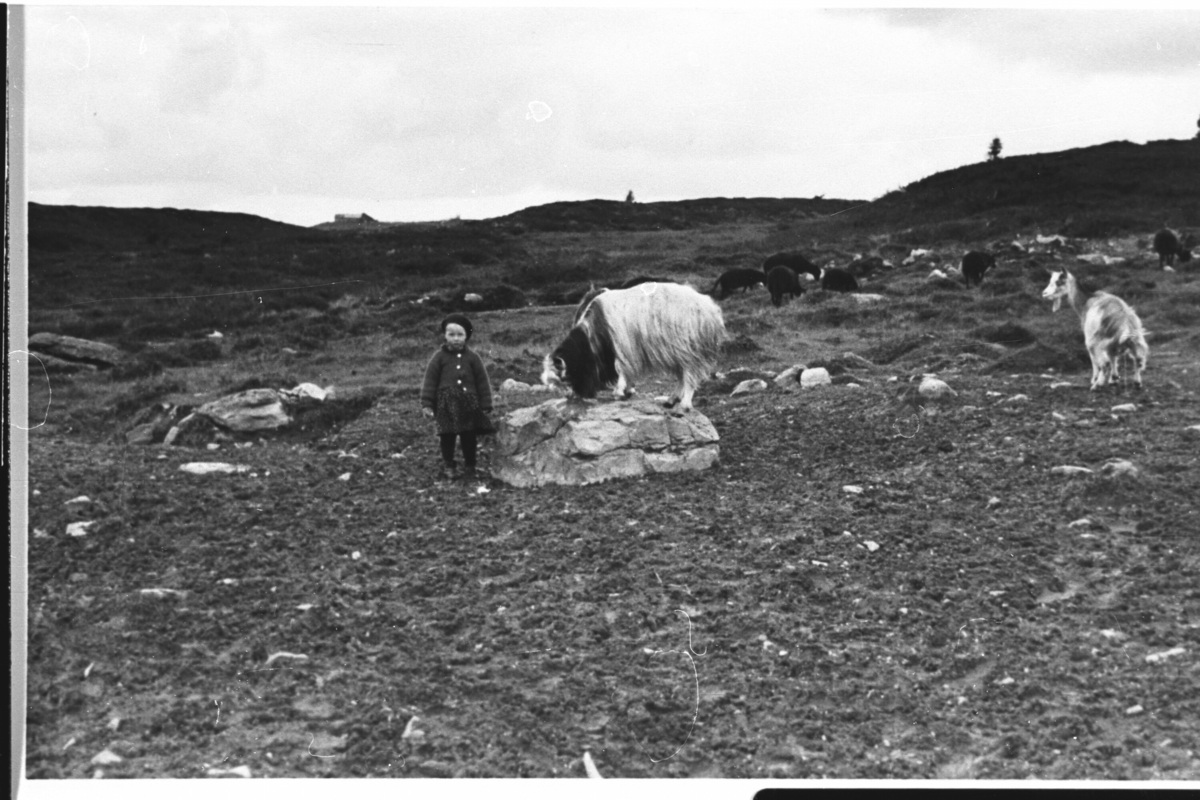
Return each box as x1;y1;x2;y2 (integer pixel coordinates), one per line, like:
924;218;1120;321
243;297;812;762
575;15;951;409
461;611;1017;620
420;314;495;480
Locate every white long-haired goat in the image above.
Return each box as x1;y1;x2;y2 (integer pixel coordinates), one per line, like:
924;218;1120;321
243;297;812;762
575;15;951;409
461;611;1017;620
1042;269;1148;391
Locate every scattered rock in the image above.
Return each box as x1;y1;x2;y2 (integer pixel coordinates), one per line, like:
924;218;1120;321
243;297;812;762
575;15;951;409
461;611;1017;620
864;541;880;552
843;485;864;494
1051;466;1094;476
28;352;100;374
1003;394;1029;404
918;376;957;401
1099;459;1139;479
464;293;484;304
1125;705;1144;716
800;368;831;388
927;269;950;281
773;365;806;387
66;521;95;537
29;332;127;368
731;379;768;396
197;389;291;432
90;749;123;766
264;652;309;667
280;382;329;403
491;398;720;487
178;463;251;476
65;496;90;505
987;497;1002;509
851;293;886;304
1144;647;1185;664
1111;403;1138;413
501;378;533;392
208;766;252;778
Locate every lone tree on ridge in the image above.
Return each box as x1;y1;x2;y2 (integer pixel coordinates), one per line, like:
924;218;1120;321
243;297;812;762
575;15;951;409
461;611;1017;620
988;137;1003;161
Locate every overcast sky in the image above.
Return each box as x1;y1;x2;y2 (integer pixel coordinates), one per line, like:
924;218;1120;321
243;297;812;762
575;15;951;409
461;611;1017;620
22;5;1200;227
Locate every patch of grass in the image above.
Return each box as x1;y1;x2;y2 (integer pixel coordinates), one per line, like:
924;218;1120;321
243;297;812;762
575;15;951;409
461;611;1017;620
108;375;189;417
969;321;1039;347
861;333;933;365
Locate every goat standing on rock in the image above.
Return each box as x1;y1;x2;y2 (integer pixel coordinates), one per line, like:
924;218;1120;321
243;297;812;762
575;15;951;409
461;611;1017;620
542;282;725;412
1042;269;1148;391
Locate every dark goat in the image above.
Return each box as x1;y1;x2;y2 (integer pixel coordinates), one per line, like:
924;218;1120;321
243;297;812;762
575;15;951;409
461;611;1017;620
766;265;805;307
763;251;821;280
820;267;859;292
961;251;996;287
1153;228;1193;270
710;268;767;298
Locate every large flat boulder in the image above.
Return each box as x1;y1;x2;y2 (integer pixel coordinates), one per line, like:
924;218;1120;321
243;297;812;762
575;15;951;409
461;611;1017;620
28;332;126;368
491;398;719;487
196;388;291;432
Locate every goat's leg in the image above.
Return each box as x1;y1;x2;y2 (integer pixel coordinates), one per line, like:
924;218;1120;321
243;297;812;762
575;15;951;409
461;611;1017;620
1088;347;1107;391
612;372;635;401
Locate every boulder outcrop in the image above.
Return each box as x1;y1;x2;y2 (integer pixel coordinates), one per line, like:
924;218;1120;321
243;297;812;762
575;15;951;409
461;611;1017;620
491;398;720;487
28;333;126;368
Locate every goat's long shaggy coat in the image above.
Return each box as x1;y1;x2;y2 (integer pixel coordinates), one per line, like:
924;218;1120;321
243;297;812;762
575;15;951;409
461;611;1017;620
1043;269;1149;390
542;282;725;411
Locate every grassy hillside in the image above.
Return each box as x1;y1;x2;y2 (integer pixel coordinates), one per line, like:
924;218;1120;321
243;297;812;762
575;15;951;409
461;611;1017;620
849;138;1200;241
24;137;1200;353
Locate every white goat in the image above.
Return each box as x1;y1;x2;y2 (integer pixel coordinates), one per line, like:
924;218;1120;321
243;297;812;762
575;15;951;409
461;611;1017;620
1042;269;1148;391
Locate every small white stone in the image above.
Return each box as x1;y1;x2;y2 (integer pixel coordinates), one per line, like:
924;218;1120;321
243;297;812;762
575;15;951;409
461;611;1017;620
65;495;91;505
1145;647;1185;664
1111;403;1137;413
1125;704;1144;716
1051;465;1093;476
843;485;864;494
338;472;352;481
864;541;880;552
90;750;123;766
66;521;95;537
351;551;361;560
800;368;831;388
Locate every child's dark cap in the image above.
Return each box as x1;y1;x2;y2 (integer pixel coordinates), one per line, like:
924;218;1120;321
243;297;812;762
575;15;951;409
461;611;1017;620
440;314;473;339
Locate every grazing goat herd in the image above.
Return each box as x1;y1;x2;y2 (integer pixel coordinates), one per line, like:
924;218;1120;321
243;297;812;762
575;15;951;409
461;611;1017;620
541;228;1191;409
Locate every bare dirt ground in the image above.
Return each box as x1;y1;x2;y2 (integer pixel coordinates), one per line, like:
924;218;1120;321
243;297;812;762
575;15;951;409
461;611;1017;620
24;344;1200;779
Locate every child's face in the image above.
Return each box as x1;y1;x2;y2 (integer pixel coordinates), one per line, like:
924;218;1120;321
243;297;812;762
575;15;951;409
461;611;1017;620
443;323;468;349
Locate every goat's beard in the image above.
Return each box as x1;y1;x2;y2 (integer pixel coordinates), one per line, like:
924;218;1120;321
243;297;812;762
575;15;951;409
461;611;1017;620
1051;297;1062;313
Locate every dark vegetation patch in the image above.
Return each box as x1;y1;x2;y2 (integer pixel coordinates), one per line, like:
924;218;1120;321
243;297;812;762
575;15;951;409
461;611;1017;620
721;333;761;355
986;341;1091;374
861;333;933;365
970;321;1039;348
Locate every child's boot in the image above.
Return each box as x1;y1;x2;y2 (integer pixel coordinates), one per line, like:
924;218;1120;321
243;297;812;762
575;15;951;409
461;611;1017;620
462;464;477;481
438;461;459;481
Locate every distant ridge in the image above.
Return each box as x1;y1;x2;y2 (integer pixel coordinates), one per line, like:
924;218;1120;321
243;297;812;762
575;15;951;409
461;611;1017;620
853;137;1200;237
27;138;1200;248
27;203;306;253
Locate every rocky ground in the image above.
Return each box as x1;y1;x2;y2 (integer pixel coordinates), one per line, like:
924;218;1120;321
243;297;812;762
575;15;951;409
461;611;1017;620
24;348;1200;779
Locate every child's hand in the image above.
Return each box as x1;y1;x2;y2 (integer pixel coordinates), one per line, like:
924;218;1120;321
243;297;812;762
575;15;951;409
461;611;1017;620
421;407;434;418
